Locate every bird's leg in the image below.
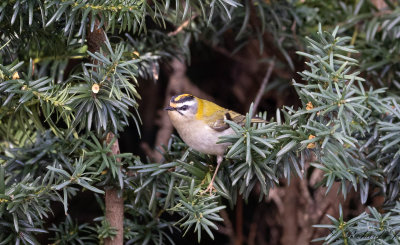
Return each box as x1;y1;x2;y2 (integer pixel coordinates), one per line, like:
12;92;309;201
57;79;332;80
203;155;223;194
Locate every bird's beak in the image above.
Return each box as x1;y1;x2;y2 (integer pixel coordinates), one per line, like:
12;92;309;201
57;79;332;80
164;105;175;111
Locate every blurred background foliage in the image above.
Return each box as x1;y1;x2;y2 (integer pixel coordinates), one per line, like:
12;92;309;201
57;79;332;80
1;0;400;244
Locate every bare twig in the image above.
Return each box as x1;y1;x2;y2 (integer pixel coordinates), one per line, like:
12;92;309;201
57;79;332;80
291;20;304;52
140;142;157;161
267;188;284;215
253;59;275;114
168;15;198;37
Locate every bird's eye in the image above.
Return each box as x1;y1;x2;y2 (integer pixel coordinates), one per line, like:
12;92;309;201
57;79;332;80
180;105;189;111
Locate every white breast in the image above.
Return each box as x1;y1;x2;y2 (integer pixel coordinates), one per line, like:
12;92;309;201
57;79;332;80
169;114;234;156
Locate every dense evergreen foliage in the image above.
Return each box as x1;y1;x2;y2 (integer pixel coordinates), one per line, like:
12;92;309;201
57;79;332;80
1;0;400;244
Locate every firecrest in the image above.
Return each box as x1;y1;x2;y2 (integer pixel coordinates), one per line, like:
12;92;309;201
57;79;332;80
165;93;265;193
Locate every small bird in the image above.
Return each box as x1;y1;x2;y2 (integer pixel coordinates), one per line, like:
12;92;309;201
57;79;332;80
165;93;265;193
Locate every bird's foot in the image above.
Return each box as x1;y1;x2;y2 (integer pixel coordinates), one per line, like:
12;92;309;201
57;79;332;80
201;182;216;195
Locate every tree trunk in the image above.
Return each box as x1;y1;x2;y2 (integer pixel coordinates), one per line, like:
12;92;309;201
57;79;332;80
104;133;124;245
105;188;124;245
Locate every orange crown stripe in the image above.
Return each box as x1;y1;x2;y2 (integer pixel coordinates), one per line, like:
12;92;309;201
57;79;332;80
174;94;192;102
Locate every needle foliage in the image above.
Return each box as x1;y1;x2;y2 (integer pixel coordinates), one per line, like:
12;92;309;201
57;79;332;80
1;0;400;244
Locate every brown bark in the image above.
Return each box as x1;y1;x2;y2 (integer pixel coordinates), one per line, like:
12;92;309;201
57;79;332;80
87;19;107;55
105;188;124;244
274;167;350;245
104;133;124;245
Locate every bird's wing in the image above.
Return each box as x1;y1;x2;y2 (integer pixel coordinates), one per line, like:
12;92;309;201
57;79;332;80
207;110;230;132
207;110;245;132
207;110;267;132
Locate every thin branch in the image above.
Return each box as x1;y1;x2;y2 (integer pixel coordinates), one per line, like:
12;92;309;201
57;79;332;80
253;59;275;114
168;15;198;37
140;142;157;161
268;188;284;215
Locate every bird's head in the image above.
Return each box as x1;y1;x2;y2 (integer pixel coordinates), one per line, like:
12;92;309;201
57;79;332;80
165;94;199;120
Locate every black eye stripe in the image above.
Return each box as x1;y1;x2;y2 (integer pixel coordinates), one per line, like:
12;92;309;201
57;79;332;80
176;105;189;110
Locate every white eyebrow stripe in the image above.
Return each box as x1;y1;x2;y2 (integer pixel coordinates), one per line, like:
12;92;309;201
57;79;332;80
177;100;196;107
